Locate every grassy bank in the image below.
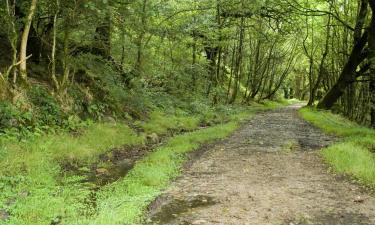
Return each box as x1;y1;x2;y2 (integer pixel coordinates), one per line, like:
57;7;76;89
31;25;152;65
0;100;291;224
84;121;241;225
299;108;375;188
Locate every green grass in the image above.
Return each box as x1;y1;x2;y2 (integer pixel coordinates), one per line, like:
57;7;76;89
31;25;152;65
322;143;375;187
137;111;200;135
0;101;286;224
0;123;143;225
299;107;375;188
0;123;143;172
299;107;373;137
79;121;245;225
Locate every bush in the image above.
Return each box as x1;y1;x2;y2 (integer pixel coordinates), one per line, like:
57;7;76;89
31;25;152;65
27;86;65;127
0;102;27;130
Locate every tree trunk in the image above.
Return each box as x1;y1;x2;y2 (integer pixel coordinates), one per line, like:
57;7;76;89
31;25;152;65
317;0;369;109
19;0;38;80
308;13;331;106
51;0;59;91
368;0;375;128
135;0;148;76
5;0;18;84
229;17;245;104
93;8;112;59
317;30;369;109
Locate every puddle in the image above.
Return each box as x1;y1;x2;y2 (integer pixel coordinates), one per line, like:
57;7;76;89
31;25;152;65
62;142;159;187
285;211;372;225
57;143;161;217
56;127;208;220
147;195;217;224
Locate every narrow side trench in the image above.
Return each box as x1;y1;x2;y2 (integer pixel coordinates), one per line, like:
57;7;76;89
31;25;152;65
0;123;214;223
54;118;239;219
59;128;200;211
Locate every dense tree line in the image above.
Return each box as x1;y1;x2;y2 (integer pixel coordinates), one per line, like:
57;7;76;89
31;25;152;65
1;0;375;129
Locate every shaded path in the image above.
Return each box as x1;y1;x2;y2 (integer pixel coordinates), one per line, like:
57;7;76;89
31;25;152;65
146;105;375;225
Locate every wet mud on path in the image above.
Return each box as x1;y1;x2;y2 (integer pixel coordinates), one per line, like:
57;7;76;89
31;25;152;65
146;105;375;225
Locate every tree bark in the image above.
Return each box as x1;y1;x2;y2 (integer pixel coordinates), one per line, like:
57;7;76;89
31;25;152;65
19;0;38;80
229;17;245;104
51;0;59;91
317;0;369;109
5;0;18;84
317;30;369;109
135;0;148;76
368;0;375;128
308;13;331;106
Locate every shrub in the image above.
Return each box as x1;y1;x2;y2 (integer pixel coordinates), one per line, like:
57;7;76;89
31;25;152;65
27;86;65;127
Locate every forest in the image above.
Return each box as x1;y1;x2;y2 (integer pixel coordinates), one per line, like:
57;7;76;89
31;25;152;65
1;0;375;224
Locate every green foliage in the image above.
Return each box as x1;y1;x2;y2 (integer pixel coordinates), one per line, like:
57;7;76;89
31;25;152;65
0;101;28;130
27;86;65;127
300;107;375;188
0;101;39;140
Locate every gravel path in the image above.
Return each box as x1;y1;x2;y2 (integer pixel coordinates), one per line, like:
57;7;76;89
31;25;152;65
146;105;375;225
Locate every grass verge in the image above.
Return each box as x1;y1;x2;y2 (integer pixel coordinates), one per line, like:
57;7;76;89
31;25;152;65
299;107;375;188
0;101;289;224
0;123;143;225
82;121;242;225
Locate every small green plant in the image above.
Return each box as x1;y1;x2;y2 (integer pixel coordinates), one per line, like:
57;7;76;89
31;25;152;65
28;86;65;128
282;140;299;153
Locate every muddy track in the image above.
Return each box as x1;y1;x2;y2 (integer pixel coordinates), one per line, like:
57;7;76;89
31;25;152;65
146;105;375;225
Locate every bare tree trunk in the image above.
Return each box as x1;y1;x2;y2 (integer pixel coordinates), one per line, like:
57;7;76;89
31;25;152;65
262;50;296;100
51;0;59;91
226;41;237;101
135;0;148;76
5;0;18;84
19;0;38;81
229;17;245;104
308;13;331;106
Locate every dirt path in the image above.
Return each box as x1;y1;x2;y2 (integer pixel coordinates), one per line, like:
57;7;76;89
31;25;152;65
146;105;375;225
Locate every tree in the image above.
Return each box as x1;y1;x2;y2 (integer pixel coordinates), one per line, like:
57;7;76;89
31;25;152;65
19;0;38;81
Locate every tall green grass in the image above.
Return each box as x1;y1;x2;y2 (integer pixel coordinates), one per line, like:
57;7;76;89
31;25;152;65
0;123;143;225
299;107;375;188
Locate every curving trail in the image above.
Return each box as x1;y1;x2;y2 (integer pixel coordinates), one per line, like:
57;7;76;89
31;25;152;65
146;105;375;225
